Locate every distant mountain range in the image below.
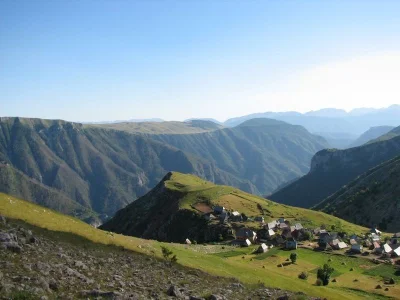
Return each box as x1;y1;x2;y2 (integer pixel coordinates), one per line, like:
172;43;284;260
223;104;400;136
0;117;327;223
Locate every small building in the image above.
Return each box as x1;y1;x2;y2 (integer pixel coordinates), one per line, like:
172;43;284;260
236;228;257;242
285;237;297;250
214;206;226;214
257;243;269;253
351;244;363;253
294;223;303;230
279;223;288;230
372;242;382;254
232;239;251;247
230;211;243;222
267;229;275;238
370;228;382;236
204;213;216;221
255;216;264;222
281;227;292;239
383;243;393;254
370;233;380;242
393;246;400;257
267;221;277;230
219;212;228;224
349;238;358;245
278;217;285;224
337;242;349;250
329;239;341;250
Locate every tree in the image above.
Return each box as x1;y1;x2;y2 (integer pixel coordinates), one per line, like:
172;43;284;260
303;231;314;241
317;264;334;286
161;246;178;265
290;252;297;264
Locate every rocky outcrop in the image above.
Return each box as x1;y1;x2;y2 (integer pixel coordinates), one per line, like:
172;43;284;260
269;133;400;208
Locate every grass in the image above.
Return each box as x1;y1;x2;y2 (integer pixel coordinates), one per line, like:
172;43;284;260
1;193;399;300
165;172;369;236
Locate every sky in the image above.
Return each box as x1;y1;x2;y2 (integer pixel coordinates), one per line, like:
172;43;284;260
1;1;400;122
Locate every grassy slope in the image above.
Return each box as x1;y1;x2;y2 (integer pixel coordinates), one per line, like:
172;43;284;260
166;172;368;235
1;192;399;300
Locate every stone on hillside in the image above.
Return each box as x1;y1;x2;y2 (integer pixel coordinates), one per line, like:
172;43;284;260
277;295;290;300
389;278;395;284
80;289;122;298
189;296;204;300
2;242;22;253
167;285;184;298
209;295;224;300
0;215;6;225
49;279;59;291
376;285;382;289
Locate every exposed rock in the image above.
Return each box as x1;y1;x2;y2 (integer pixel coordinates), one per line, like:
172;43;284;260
167;285;184;298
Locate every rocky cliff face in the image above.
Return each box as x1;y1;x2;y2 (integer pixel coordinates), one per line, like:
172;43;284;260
269;133;400;208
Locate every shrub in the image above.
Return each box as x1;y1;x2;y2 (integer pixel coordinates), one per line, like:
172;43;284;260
317;264;334;286
315;278;323;286
298;271;308;280
161;246;177;265
290;252;298;264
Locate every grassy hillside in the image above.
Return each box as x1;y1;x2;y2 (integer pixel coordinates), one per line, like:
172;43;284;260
1;192;399;300
315;156;400;232
101;172;368;243
269;134;400;208
88;119;224;134
142;118;329;195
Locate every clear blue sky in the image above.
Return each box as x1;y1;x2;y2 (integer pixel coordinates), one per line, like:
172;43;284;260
1;0;400;122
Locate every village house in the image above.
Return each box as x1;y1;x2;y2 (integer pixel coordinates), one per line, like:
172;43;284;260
219;212;228;224
232;239;252;247
351;244;363;253
349;238;358;245
370;228;382;236
204;213;216;221
370;233;380;242
281;227;292;239
294;223;303;230
267;221;277;230
267;229;275;238
285;237;297;250
214;206;226;214
372;242;383;254
257;243;268;253
278;223;288;230
337;241;349;250
393;246;400;257
255;216;264;222
230;211;242;222
383;243;393;254
236;228;257;243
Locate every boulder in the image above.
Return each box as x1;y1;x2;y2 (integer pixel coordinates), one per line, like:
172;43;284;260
167;285;184;298
2;242;22;253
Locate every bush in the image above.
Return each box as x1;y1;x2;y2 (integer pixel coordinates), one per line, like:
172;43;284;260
298;271;308;280
161;246;177;265
317;264;334;286
290;252;298;264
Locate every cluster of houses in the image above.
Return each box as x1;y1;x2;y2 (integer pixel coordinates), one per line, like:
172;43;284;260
346;229;400;258
205;206;265;223
202;205;400;261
